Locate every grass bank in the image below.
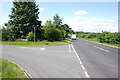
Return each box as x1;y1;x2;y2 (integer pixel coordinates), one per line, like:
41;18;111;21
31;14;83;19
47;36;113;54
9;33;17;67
0;39;70;45
0;58;27;78
79;38;119;48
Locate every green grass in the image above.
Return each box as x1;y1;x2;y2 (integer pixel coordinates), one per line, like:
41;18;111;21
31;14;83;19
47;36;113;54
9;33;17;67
0;39;70;45
79;38;119;48
0;58;27;78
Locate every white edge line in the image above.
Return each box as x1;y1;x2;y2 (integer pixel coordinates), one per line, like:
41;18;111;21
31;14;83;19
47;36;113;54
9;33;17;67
81;65;86;70
70;44;90;78
70;44;76;53
84;71;90;78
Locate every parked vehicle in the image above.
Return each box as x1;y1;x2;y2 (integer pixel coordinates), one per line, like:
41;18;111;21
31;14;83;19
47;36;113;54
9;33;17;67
71;34;76;40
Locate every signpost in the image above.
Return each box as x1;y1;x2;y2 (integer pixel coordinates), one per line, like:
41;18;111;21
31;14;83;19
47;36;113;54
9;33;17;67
34;26;36;42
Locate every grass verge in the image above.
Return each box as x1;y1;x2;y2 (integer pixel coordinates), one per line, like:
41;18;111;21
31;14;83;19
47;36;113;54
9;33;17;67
79;38;119;48
0;58;27;78
0;39;70;45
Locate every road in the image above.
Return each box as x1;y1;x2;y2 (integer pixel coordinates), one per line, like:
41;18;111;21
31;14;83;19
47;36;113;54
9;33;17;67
72;39;118;78
1;39;118;78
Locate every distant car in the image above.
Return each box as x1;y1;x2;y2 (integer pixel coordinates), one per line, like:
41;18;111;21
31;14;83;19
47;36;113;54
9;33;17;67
71;34;76;40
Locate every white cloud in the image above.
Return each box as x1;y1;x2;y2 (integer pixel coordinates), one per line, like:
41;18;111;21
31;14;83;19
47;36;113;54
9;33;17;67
72;17;81;21
91;18;100;22
65;17;118;32
39;8;45;12
75;10;88;15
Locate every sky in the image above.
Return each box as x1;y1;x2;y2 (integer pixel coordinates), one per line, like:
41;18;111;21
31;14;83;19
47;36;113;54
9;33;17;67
0;1;118;32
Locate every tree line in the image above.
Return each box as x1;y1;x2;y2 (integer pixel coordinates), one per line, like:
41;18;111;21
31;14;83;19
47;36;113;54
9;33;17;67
76;31;120;44
1;0;74;42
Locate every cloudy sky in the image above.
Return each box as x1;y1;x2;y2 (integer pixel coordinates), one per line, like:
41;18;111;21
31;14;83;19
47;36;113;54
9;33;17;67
0;2;118;32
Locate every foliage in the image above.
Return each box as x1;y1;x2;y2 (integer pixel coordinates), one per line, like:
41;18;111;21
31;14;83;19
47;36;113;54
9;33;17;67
42;14;74;41
76;31;120;45
45;19;52;25
53;14;62;28
5;0;43;40
98;32;120;44
47;28;63;41
60;29;66;40
1;27;15;41
3;1;73;42
26;32;34;41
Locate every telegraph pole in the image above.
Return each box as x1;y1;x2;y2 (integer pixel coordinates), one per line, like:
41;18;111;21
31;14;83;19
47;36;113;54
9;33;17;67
34;26;36;42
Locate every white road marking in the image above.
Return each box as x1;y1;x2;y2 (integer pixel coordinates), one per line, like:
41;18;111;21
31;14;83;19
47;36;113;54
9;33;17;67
94;46;110;52
81;65;86;70
71;44;76;53
84;71;90;78
79;61;83;65
85;42;89;44
70;44;90;78
18;47;28;49
69;44;71;52
104;50;110;52
40;48;45;50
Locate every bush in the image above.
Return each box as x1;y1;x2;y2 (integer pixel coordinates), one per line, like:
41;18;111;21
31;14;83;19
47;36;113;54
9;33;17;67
1;27;15;41
26;32;34;41
60;29;66;40
47;28;63;41
77;31;120;45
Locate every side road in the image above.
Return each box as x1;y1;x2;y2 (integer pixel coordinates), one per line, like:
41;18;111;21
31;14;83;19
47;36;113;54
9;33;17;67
1;44;87;78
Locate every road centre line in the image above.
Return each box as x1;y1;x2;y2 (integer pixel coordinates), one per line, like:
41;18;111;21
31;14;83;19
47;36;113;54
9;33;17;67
94;46;110;52
70;44;90;78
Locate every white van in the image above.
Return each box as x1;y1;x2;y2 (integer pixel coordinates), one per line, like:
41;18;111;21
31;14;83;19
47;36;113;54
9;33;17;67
71;34;76;40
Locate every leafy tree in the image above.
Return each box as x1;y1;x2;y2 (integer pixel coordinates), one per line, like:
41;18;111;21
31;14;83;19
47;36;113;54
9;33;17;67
42;20;56;40
60;29;66;40
61;24;71;33
1;26;15;41
5;0;43;40
26;32;34;41
47;28;63;41
45;19;52;25
53;14;62;28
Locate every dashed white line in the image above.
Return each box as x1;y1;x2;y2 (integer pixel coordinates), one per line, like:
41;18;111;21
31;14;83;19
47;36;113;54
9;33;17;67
94;46;110;52
104;50;110;52
70;44;90;78
85;42;89;44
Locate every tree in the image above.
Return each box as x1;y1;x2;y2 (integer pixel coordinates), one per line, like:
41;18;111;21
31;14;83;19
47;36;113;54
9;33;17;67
1;26;15;41
45;19;52;25
53;14;62;28
26;32;34;41
5;0;43;40
47;28;63;41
